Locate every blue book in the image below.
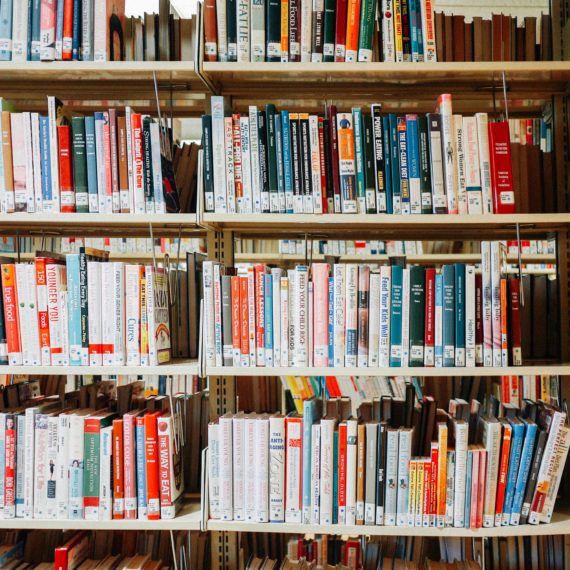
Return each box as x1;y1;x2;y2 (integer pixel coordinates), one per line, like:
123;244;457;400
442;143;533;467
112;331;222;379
264;273;273;364
302;399;317;523
281;110;294;213
66;254;82;366
409;0;419;61
84;117;98;212
332;429;339;524
415;0;424;59
454;264;466;366
382;116;393;214
435;274;443;365
328;277;334;366
274;114;285;213
72;0;81;59
511;420;538;524
39;116;52;206
0;0;13;61
55;0;64;59
352;108;366;212
389;114;400;213
389;265;404;367
464;449;473;527
406;114;421;214
502;418;525;524
397;117;410;214
158;376;167;395
135;419;147;518
30;0;41;60
442;265;455;367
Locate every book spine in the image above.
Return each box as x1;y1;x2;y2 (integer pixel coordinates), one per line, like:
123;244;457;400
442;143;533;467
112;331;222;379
453;422;468;527
464;115;483;214
358;0;375;61
232;416;245;520
112;419;124;519
426;113;446;213
483;421;501;527
99;425;113;520
3;413;15;519
454;115;468;214
384;429;398;525
418;116;433;214
397;116;410;214
237;0;250;61
285;417;303;523
123;415;137;519
490;241;502;367
368;273;380;367
12;0;29;62
406;114;422;214
336;113;357;213
434;273;443;367
344;264;358;367
364;422;377;524
454;263;466;366
488;121;516;214
1;263;21;365
319;418;335;524
209;422;221;519
332;264;345;367
401;268;410;366
269;416;285;522
300;0;312;62
465;265;476;367
442;264;455;367
396;429;412;526
68;415;85;519
389;265;403;367
476;113;494;213
379;265;391;367
83;418;101;520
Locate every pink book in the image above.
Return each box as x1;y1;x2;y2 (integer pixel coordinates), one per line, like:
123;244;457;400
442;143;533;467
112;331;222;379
308;282;313;368
103;113;113;213
10;114;27;213
470;449;479;528
477;449;487;528
40;0;56;61
123;413;138;519
312;263;329;367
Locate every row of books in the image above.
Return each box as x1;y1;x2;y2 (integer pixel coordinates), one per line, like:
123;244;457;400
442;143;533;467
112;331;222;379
203;244;524;370
0;99;189;215
203;95;518;216
0;0;195;63
208;390;570;528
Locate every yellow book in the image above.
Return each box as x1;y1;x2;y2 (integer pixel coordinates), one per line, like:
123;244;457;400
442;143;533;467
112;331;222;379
415;460;424;527
393;0;403;62
436;422;448;527
407;459;417;527
140;270;149;364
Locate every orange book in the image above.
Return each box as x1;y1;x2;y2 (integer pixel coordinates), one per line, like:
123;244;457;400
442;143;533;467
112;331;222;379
1;263;21;365
145;411;162;520
355;422;365;524
344;0;361;62
112;419;125;519
239;276;249;366
436;422;448;526
280;0;289;60
62;0;74;60
34;257;51;365
254;265;266;366
203;0;218;61
494;422;512;526
500;278;508;366
231;276;241;365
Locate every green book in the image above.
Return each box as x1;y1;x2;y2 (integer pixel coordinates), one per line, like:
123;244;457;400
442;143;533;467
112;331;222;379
358;0;377;62
363;113;376;213
322;0;336;62
409;265;426;366
352;108;366;213
71;117;89;213
418;116;433;214
265;104;279;212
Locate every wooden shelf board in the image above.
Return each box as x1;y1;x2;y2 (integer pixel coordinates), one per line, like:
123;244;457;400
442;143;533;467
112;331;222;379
0;501;201;531
206;364;567;377
203;213;570;239
207;510;570;536
0;214;203;237
0;359;199;376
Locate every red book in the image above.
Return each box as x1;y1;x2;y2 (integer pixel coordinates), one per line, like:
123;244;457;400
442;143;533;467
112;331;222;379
57;125;75;213
112;419;124;519
318;117;328;213
54;531;90;570
508;277;522;366
62;0;73;60
325;375;342;397
429;443;438;524
1;263;21;365
494;422;512;525
424;268;435;366
500;376;511;404
232;115;243;203
254;264;266;366
423;461;431;526
475;273;483;366
328;105;341;212
35;257;51;365
334;0;348;61
4;413;15;517
103;112;113;212
231;276;241;365
239;276;249;364
525;119;533;145
469;449;479;528
488;121;516;214
145;411;162;520
337;422;347;522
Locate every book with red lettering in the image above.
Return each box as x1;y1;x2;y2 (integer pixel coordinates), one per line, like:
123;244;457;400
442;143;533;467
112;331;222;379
57;125;75;213
112;418;124;519
145;411;162;520
424;267;435;366
337;421;347;524
1;262;21;366
254;264;266;366
509;277;522;366
488;121;516;214
312;263;330;367
158;413;184;519
239;275;249;366
494;421;512;526
130;112;146;213
34;257;51;365
285;415;303;523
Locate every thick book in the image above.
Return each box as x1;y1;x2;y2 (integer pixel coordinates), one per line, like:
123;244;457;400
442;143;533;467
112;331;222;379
488;120;516;214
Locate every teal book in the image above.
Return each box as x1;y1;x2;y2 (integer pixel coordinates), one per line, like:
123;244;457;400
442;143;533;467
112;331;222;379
352;108;366;213
503;418;525;524
389;265;404;367
332;429;339;524
464;449;473;528
266;104;279;212
454;263;466;366
511;420;538;524
84;116;99;213
302;398;317;524
442;265;455;367
322;0;336;61
409;265;426;366
66;254;82;366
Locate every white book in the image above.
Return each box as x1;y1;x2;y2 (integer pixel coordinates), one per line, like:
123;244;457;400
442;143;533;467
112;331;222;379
384;428;399;525
237;0;251;61
30;113;43;212
465;265;476;367
378;266;392;367
300;0;312;62
254;415;269;522
87;261;103;366
213;263;223;367
112;263;125;365
319;417;335;525
481;242;493;367
232;414;245;520
125;265;141;366
310;423;321;524
345;418;358;525
219;414;234;521
368;273;381;367
269;415;286;522
307;282;313;367
365;423;378;524
287;270;295;366
243;414;256;521
15;415;25;518
11;0;29;61
224;117;237;213
33;414;52;519
55;414;69;520
59;289;69;366
482;418;501;527
101;263;115;366
428;115;446;213
247;267;257;365
47;96;61;212
99;425;113;521
453;421;468;527
421;0;437;61
239;116;253;213
475;113;494;214
454;115;468;215
280;276;289;368
250;0;265;61
211;97;228;213
333;264;346;367
396;429;412;526
285;418;302;523
23;408;38;519
401;268;410;367
248;107;262;213
308;115;323;213
216;0;228;60
463;116;483;214
272;268;282;366
208;422;221;519
15;264;40;365
344;264;358;367
490;241;503;367
46;262;67;366
203;261;217;367
438;96;458;214
293;266;308;367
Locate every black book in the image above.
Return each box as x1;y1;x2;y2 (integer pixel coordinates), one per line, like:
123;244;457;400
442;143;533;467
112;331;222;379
375;422;387;525
401;0;412;61
266;0;281;61
201;115;215;212
418;115;433;214
519;426;547;524
257;111;270;213
265;104;279;211
289;114;303;212
227;0;237;60
311;1;324;61
362;113;376;214
299;113;313;212
371;104;386;213
141;117;154;207
322;118;334;212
